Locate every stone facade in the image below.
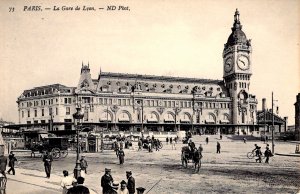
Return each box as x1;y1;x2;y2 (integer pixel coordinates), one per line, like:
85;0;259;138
17;9;258;135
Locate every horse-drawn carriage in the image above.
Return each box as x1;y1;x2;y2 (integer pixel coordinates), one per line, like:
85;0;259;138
26;136;69;158
141;138;163;150
181;146;201;172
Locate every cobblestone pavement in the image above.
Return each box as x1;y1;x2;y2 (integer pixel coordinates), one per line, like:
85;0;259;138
7;135;300;194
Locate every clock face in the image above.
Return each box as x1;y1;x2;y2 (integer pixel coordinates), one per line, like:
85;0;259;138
224;57;233;73
237;55;250;70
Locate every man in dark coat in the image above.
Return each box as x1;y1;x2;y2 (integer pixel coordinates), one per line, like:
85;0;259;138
80;155;88;174
126;171;135;194
8;151;17;175
43;151;53;178
67;177;90;194
264;146;273;164
0;154;7;178
118;148;125;165
101;168;114;194
216;142;221;154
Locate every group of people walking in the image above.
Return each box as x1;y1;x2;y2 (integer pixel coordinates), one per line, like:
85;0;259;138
101;168;137;194
252;144;273;163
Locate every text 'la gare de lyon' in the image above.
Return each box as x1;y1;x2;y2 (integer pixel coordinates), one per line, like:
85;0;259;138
23;5;130;11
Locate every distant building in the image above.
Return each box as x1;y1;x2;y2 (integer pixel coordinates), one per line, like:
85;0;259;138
295;93;300;140
16;10;258;135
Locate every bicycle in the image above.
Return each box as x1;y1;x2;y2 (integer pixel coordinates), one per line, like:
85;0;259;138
247;151;265;159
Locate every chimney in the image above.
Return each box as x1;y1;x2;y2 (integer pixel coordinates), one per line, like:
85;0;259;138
262;98;266;111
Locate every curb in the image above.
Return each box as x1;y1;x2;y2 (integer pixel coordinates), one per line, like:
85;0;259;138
275;153;300;157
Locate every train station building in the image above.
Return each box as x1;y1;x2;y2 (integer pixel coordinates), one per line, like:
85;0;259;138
16;10;258;136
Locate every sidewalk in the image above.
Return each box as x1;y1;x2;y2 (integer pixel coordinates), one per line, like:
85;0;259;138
5;168;97;194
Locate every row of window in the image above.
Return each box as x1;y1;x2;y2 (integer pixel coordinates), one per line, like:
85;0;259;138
22;97;73;108
228;82;248;90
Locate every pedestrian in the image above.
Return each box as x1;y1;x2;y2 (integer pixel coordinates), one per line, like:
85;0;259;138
172;138;176;150
266;136;269;142
43;151;53;178
220;134;222;140
198;144;203;158
243;138;247;143
148;140;152;153
118;180;129;194
170;137;173;144
136;187;146;194
264;146;273;164
101;168;115;194
61;170;76;194
137;138;142;151
67;176;90;194
126;171;135;194
115;141;120;157
166;137;169;144
0;152;7;178
118;147;125;165
7;151;17;175
205;136;209;144
80;155;88;177
216;142;221;154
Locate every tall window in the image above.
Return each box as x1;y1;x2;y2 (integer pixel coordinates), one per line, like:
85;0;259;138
34;109;37;117
42;109;44;116
22;111;24;118
28;110;30;117
84;108;88;121
49;107;52;115
56;107;58;115
66;107;70;115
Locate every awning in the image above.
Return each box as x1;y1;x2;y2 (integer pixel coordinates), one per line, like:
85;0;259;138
99;118;112;122
220;119;230;124
180;119;190;123
118;117;130;122
164;119;175;123
147;117;158;123
205;119;215;124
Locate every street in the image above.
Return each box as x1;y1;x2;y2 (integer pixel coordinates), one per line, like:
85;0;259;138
7;135;300;194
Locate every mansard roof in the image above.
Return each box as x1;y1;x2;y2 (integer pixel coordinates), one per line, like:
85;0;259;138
100;72;222;84
21;84;75;98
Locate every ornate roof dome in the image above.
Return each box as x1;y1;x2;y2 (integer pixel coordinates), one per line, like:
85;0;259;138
225;9;250;49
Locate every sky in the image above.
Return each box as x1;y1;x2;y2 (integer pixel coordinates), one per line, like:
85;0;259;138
0;0;299;125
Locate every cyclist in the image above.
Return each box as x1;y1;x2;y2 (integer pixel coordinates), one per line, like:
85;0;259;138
253;144;262;163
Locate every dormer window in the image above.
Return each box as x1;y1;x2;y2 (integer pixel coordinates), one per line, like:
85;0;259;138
161;84;165;88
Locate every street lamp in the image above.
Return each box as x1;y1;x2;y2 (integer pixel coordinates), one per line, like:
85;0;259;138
73;107;84;179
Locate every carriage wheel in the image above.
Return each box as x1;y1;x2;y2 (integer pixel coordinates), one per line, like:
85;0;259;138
51;148;60;159
60;150;68;158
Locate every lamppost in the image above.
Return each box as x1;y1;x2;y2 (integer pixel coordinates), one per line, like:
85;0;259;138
73;107;84;179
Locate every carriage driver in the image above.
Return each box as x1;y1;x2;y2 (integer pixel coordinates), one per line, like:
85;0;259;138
188;139;196;158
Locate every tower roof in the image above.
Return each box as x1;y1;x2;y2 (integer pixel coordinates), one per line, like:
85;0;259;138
225;9;249;49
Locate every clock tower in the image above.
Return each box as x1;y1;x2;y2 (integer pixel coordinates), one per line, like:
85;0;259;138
223;9;255;131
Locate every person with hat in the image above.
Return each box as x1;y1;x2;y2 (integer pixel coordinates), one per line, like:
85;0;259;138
43;151;53;178
264;146;273;164
101;168;115;194
80;155;88;176
118;147;125;165
136;187;146;194
67;176;90;194
117;180;129;194
60;170;76;194
126;171;135;194
7;151;17;175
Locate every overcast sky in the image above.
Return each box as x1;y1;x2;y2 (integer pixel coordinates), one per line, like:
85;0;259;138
0;0;299;125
